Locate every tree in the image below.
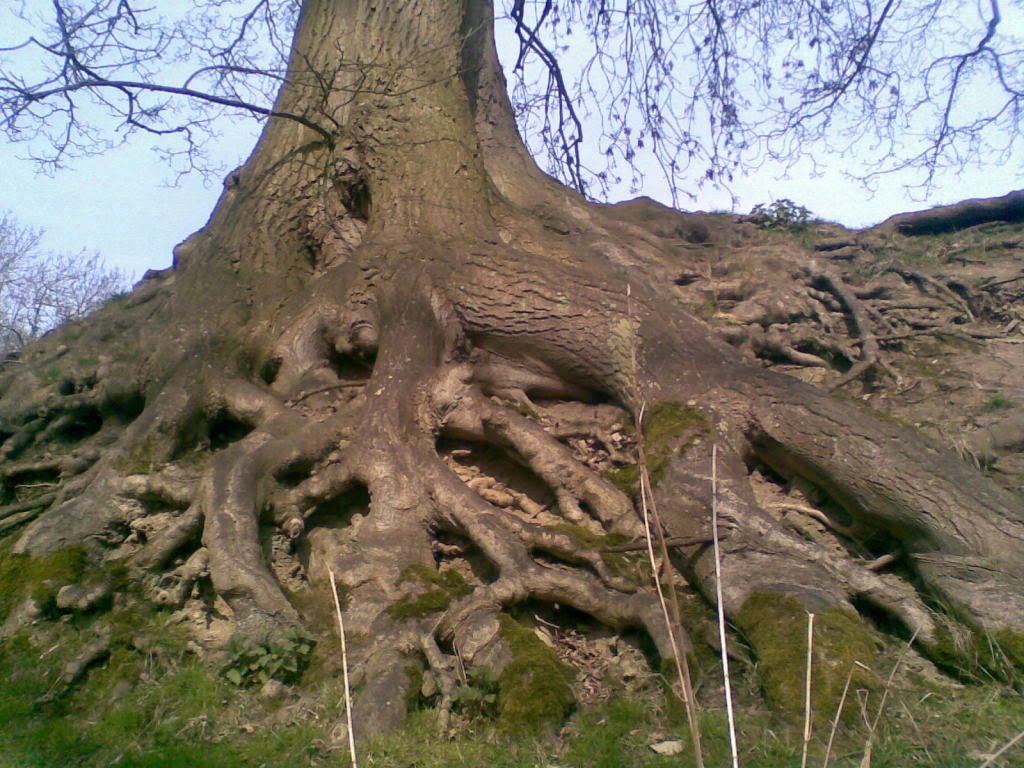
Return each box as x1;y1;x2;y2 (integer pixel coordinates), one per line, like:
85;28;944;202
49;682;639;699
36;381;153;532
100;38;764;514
0;212;126;357
1;0;1023;745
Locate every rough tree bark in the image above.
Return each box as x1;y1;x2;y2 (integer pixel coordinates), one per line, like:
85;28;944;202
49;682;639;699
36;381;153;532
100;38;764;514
2;0;1023;739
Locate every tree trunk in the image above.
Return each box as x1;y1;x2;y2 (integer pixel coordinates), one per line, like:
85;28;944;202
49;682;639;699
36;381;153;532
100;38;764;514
2;0;1023;739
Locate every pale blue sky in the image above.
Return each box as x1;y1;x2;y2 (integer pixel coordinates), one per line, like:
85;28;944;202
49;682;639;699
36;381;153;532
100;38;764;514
1;3;1021;279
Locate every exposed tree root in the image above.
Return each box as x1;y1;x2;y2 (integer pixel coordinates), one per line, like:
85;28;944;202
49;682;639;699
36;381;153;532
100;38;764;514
4;221;1023;739
2;13;1022;738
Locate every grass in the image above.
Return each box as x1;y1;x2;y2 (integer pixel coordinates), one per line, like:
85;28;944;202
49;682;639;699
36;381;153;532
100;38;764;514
1;551;1022;767
981;394;1016;414
2;610;1024;767
40;366;62;385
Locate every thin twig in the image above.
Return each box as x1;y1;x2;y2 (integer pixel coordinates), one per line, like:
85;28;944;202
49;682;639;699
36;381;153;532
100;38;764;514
979;729;1024;768
602;534;712;552
802;612;815;768
862;629;920;765
712;444;740;768
823;663;858;768
329;568;358;768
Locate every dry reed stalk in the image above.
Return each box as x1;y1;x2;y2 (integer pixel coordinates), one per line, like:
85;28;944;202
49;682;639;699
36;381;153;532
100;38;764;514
637;404;704;768
979;729;1024;767
802;612;815;768
711;443;740;768
822;660;869;768
329;567;358;768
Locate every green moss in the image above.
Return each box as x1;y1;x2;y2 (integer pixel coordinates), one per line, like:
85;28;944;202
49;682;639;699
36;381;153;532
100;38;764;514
552;522;627;549
41;366;62;384
496;615;575;734
600;403;710;496
398;563;473;598
641;402;711;487
736;592;877;722
0;543;88;621
387;564;477;620
115;433;162;474
404;660;425;710
548;523;641;579
604;464;640;496
386;589;452;619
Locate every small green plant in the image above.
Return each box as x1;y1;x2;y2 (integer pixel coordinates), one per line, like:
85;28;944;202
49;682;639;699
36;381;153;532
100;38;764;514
222;628;314;686
451;667;499;720
981;394;1016;413
749;199;814;231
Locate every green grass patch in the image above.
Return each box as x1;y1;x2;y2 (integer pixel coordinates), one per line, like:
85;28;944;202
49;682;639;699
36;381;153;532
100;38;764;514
40;367;62;384
0;608;325;768
928;619;1024;684
604;464;640;496
1;611;1023;767
981;394;1016;413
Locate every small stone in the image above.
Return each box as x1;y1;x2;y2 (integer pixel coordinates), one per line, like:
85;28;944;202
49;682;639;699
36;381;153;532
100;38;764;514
649;739;684;755
0;597;42;641
260;679;288;701
108;679;135;703
420;671;438;698
56;582;112;613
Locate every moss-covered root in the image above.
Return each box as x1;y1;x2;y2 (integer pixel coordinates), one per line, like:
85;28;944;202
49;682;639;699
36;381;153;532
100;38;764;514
0;544;89;622
605;401;710;497
495;615;575;734
736;592;877;723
